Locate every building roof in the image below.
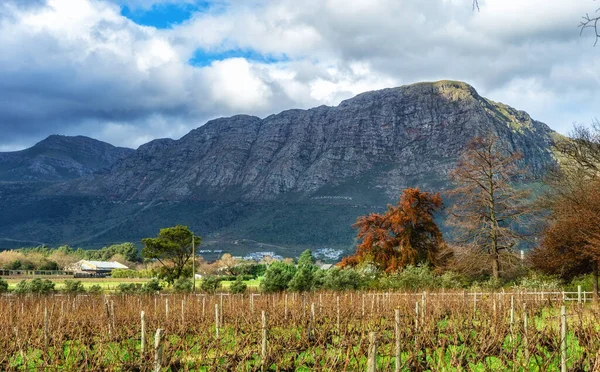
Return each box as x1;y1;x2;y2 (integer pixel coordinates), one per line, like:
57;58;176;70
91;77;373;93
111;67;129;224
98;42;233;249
76;260;129;271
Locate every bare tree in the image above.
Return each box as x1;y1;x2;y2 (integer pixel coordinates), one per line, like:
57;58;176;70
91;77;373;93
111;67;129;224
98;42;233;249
533;122;600;300
447;136;532;280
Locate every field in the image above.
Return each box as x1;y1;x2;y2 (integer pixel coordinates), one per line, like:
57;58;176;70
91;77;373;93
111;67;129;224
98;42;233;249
1;291;599;371
2;278;263;292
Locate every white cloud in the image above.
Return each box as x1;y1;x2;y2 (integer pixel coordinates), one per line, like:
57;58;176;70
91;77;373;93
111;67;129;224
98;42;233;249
1;0;600;150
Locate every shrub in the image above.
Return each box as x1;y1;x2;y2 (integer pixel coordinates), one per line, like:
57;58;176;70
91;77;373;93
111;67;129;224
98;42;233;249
13;279;55;294
63;280;85;293
0;278;8;293
515;273;562;291
39;261;59;271
288;266;315;292
379;265;438;291
88;285;103;294
200;276;221;294
261;262;296;292
141;278;162;293
229;276;247;294
174;278;193;293
117;283;139;294
323;268;362;291
112;269;154;279
6;260;22;270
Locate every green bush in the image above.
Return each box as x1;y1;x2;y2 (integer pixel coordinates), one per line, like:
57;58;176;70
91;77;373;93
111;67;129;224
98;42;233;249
117;283;139;293
111;269;154;279
200;276;221;294
229;276;247;294
88;285;103;294
261;262;296;292
13;279;55;294
173;278;193;293
323;268;362;291
63;280;85;293
0;278;8;293
141;278;162;293
379;265;438;291
39;261;59;271
288;266;315;292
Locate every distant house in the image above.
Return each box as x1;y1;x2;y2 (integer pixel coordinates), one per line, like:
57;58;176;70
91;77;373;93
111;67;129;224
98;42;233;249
69;260;128;276
318;263;334;271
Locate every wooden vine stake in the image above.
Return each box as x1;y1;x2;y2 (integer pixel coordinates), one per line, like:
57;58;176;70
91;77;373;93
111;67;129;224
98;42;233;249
153;329;164;372
367;332;377;372
215;304;220;339
561;306;567;372
261;311;268;372
522;303;528;361
44;306;49;350
394;309;401;372
141;311;146;355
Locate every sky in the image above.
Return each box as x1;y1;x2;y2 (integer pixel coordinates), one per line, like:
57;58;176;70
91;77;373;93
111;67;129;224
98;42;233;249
0;0;599;151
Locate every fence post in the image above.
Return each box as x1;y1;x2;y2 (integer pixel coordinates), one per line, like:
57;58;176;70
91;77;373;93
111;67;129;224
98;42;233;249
215;304;220;339
153;329;164;372
202;297;206;318
261;311;268;372
523;303;529;361
367;331;377;372
44;306;49;350
284;294;288;320
394;309;401;372
509;295;515;343
141;311;146;355
577;286;582;304
336;296;340;335
561;306;567;372
165;298;169;319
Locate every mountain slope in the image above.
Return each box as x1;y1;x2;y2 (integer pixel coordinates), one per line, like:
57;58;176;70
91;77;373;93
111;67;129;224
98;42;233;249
0;135;134;182
55;81;555;202
0;81;557;255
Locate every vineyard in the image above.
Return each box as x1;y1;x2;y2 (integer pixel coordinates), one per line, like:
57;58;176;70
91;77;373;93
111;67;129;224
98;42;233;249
1;291;600;371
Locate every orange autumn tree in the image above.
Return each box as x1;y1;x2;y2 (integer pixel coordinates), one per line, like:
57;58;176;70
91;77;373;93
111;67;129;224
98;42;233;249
340;188;445;272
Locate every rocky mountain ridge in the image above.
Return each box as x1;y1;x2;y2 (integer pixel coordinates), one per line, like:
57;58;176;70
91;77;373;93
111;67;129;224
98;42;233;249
53;80;555;202
0;80;558;255
0;135;134;182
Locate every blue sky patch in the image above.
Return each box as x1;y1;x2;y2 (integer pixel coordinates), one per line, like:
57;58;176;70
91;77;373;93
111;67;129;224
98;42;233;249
189;48;290;67
121;2;210;29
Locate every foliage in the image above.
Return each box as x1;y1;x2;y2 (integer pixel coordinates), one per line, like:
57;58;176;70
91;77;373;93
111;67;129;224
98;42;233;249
260;262;297;292
513;273;562;291
63;280;85;293
341;188;445;272
229;276;248;294
88;285;103;294
288;266;315;292
321;267;362;291
532;123;600;298
117;283;139;294
448;135;532;280
141;279;162;293
111;269;154;278
85;243;141;263
173;278;193;293
0;278;7;293
13;279;55;294
142;225;201;284
230;263;266;278
297;249;315;267
200;276;221;294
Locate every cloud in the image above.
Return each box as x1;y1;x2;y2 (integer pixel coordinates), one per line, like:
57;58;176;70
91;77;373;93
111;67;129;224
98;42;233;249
0;0;599;150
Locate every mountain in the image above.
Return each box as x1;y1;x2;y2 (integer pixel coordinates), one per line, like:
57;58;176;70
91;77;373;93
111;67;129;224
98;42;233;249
0;135;134;182
0;81;557;256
